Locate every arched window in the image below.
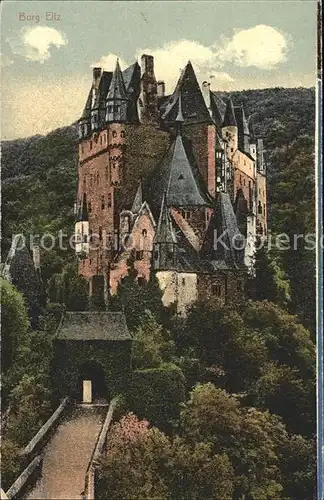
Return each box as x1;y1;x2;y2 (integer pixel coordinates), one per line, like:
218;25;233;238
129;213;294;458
120;130;125;138
112;130;117;138
142;229;147;238
258;201;262;214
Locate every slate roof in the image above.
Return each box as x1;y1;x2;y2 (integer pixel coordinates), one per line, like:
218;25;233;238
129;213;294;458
80;90;92;120
94;71;113;109
234;105;250;136
161;61;212;125
56;311;131;341
106;60;128;101
123;62;141;93
151;131;212;209
200;192;246;270
223;97;237;127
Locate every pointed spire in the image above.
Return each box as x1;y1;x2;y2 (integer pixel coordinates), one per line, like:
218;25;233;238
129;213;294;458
223;97;237;127
155;191;177;244
131;182;143;213
106;59;128;101
175;92;184;133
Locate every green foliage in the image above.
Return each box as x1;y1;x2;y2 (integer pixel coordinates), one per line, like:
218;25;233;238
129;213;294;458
47;262;89;310
0;439;21;490
111;271;166;329
0;279;30;376
180;383;315;500
132;310;174;369
96;413;235;500
128;364;186;433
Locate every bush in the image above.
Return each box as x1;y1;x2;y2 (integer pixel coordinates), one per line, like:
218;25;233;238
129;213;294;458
128;363;185;433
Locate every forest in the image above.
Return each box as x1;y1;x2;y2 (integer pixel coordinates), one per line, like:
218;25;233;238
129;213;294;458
1;86;317;498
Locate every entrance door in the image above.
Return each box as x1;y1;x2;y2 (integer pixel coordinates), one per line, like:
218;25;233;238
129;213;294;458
83;380;92;403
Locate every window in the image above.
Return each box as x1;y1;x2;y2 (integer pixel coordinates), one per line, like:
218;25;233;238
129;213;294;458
178;174;184;180
89;229;93;243
114;105;119;113
226;131;229;137
89;141;93;150
237;280;243;293
83;177;86;190
181;209;190;220
100;136;103;145
120;130;125;138
154;250;159;260
99;227;102;241
101;196;105;209
135;250;144;260
231;148;234;153
142;229;147;238
258;201;262;214
263;203;266;215
88;201;92;213
182;277;186;286
107;193;112;207
212;283;221;297
108;105;113;113
105;166;108;180
112;130;117;138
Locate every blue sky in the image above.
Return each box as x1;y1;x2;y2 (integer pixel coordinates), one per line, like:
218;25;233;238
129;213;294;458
0;0;318;139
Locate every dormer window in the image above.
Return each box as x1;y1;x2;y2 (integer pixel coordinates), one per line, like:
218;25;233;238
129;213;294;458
178;174;184;180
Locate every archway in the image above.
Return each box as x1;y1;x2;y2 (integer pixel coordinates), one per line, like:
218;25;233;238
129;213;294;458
78;361;107;403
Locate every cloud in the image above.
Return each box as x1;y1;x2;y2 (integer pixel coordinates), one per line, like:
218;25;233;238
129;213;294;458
92;53;128;71
6;26;68;63
215;25;290;70
136;39;224;91
0;53;14;67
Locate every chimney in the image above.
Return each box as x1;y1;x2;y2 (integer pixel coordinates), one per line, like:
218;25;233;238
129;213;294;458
201;81;211;115
92;67;102;89
157;81;165;97
141;54;154;76
32;245;40;271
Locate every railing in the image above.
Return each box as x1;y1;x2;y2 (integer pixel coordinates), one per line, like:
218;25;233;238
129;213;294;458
83;396;120;500
5;456;42;499
4;397;70;499
21;397;70;465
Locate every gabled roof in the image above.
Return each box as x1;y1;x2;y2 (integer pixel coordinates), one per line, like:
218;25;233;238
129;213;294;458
161;61;212;125
222;97;237;127
106;60;128;101
200;192;246;270
56;311;131;341
152;132;211;209
154;192;177;244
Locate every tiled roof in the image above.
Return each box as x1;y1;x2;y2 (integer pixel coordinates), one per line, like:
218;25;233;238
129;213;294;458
56;311;131;341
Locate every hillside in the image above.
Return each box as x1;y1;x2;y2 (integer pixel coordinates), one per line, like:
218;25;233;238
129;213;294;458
1;87;316;326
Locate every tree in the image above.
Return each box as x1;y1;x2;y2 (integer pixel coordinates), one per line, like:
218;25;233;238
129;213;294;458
180;383;285;499
132;311;174;369
1;279;30;379
111;269;166;330
97;412;235;500
47;262;89;311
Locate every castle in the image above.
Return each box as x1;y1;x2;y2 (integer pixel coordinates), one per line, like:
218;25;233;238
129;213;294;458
75;54;267;314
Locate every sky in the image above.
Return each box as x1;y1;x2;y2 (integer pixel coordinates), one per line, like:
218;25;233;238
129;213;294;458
0;0;318;140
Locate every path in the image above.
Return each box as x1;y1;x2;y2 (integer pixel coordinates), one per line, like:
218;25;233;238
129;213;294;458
27;405;105;500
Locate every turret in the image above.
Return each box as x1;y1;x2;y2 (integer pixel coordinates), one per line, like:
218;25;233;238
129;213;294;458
105;59;128;123
222;97;238;160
